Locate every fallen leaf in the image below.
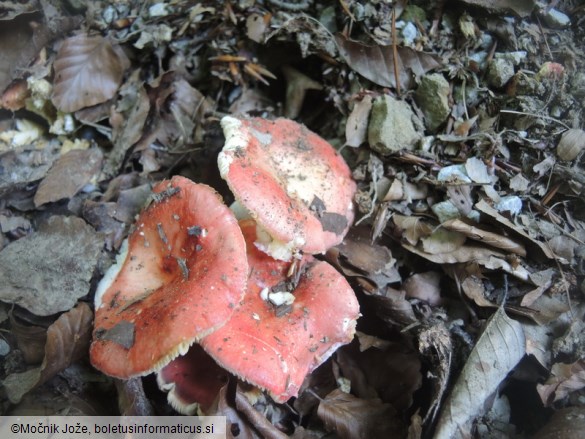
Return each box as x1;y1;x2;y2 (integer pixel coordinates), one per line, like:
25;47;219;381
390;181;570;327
537;360;585;406
337;339;422;411
52;34;130;112
335;34;441;89
318;389;405;438
235;388;288;439
442;218;527;257
0;143;61;199
421;229;467;254
458;0;535;17
434;308;525;438
33;148;103;207
345;94;373;147
475;199;556;260
1;303;93;403
403;271;442;306
0;216;103;316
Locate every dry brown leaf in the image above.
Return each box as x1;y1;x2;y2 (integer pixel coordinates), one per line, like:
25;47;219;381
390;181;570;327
393;214;434;245
52;34;130;113
0;143;61;198
0;216;103;315
403;271;442;306
367;288;418;327
446;184;473;215
104;71;150;177
434;308;525;438
235;389;288;439
345;94;373;147
335;34;441;90
317;389;404;438
475;199;556;260
442;218;527;257
337;339;422;411
458;0;535;17
34;148;103;207
460;276;495;308
421;229;467;254
336;227;395;275
1;303;93;403
537;360;585;406
403;243;532;282
208;385;260;439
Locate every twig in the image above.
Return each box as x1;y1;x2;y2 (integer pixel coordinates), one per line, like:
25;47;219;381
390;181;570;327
391;8;401;96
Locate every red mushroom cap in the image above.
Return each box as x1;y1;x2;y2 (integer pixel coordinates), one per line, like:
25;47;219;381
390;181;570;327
157;344;229;415
90;176;248;378
219;116;357;260
200;219;360;402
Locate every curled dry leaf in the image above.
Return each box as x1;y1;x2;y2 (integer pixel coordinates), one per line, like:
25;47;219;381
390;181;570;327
336;339;422;411
457;0;536;17
334;34;441;90
345;94;373;147
317;389;405;438
52;34;130;113
434;308;525;438
536;360;585;406
1;303;93;404
403;271;442;306
441;218;527;257
475;200;555;260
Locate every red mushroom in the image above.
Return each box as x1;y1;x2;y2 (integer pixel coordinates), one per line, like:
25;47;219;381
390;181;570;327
200;219;360;402
219;116;357;261
90;176;248;378
157;344;230;415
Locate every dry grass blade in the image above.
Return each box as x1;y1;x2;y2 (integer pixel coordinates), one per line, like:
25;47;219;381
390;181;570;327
52;34;130;112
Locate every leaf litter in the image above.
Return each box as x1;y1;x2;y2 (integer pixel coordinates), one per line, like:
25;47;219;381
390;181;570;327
0;0;584;437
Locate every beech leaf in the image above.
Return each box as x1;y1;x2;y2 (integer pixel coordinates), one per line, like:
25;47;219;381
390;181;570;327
434;308;525;438
317;389;404;438
458;0;535;17
52;34;130;112
335;34;441;89
1;303;93;403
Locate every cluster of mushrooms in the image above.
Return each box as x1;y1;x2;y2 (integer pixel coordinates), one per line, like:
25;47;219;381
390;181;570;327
90;116;360;414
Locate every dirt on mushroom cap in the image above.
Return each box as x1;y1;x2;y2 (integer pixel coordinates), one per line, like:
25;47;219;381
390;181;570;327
219;117;357;260
90;176;249;378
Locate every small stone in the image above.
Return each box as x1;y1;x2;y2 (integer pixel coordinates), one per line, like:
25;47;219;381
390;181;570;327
487;58;515;88
557;129;585;161
415;73;450;132
402;22;418;46
368;95;422;154
494;51;527;66
540;8;570;29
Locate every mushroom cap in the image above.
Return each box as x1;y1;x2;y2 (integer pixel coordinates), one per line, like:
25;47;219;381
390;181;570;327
200;219;360;402
219;116;357;260
90;176;248;378
157;344;229;415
